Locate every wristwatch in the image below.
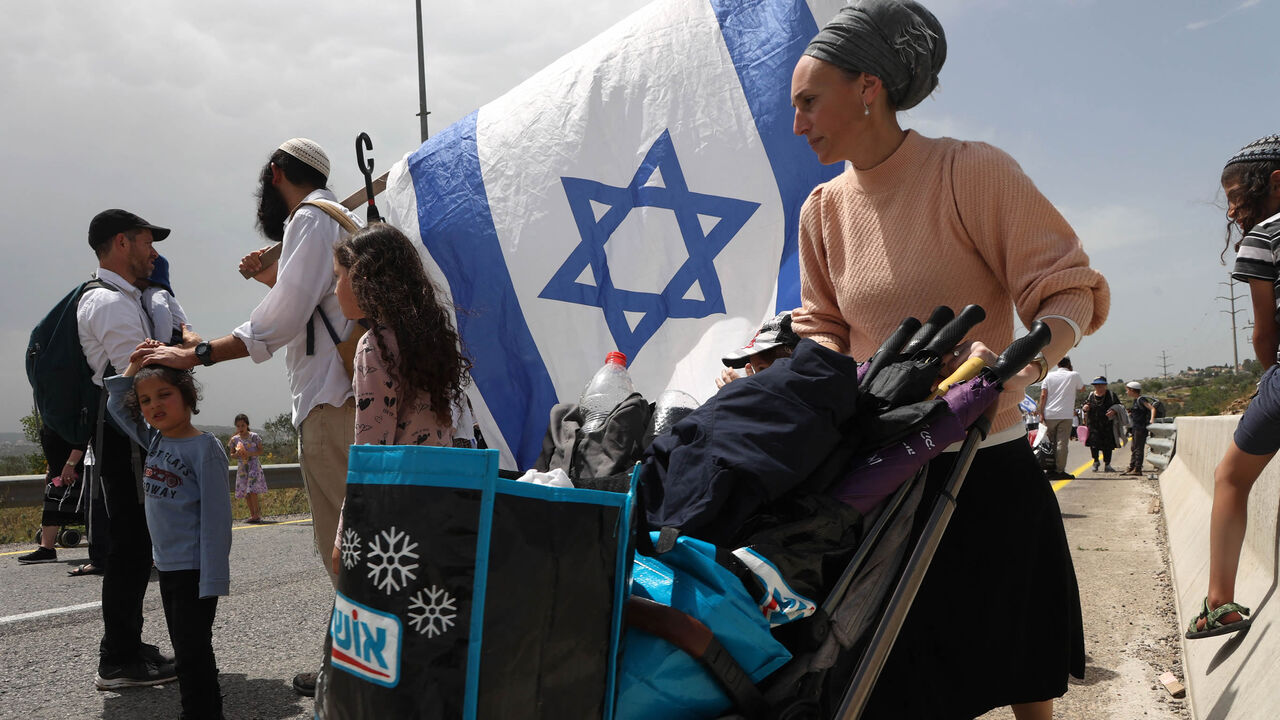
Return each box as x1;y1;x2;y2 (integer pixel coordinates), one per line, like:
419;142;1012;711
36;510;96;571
194;341;215;367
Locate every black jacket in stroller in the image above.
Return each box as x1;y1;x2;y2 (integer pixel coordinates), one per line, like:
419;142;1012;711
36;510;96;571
639;340;863;547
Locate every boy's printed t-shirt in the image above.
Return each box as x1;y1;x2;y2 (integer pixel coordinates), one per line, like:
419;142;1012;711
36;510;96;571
104;375;233;598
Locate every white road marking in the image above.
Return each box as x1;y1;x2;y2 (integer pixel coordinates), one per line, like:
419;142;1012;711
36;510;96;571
0;600;101;626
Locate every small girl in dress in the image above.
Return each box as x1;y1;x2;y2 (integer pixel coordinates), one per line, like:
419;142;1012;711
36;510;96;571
228;413;267;523
328;222;472;573
105;346;231;720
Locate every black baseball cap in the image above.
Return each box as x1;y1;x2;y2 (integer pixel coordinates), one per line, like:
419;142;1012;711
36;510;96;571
88;209;171;251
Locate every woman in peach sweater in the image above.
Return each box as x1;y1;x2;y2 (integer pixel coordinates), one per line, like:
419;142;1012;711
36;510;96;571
790;2;1109;719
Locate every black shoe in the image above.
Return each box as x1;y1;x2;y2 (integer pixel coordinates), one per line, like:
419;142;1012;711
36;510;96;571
293;671;317;697
139;643;174;666
17;546;57;564
95;657;177;689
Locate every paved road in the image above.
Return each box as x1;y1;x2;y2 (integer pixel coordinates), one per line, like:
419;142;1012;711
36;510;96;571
0;515;332;720
0;437;1190;720
980;438;1190;720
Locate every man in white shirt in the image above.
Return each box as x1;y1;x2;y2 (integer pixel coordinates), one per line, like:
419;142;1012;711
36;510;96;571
133;139;362;697
1039;355;1086;479
78;209;178;689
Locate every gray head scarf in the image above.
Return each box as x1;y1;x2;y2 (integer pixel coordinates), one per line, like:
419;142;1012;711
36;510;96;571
804;0;946;111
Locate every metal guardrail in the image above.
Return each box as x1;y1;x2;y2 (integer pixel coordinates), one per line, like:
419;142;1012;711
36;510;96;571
0;464;305;508
1145;418;1176;472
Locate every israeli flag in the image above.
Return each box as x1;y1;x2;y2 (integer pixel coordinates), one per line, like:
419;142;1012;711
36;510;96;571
385;0;844;469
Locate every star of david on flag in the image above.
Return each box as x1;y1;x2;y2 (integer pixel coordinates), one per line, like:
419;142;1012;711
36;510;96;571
540;129;760;361
383;0;844;469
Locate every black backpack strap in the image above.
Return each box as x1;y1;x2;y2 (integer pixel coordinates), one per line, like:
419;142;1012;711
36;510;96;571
305;305;343;356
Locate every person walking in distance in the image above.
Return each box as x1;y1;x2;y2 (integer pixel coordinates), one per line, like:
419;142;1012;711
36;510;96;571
130;138;364;696
1039;356;1085;480
1122;382;1156;476
79;209;177;689
1081;377;1120;472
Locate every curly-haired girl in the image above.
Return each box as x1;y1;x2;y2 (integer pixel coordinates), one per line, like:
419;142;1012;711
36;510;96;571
329;223;473;571
1188;135;1280;639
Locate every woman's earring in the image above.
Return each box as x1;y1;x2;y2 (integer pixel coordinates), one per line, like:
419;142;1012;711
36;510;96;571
863;101;870;116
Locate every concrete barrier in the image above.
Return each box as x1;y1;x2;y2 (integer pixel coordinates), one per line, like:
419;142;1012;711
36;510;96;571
0;464;306;508
1160;415;1280;720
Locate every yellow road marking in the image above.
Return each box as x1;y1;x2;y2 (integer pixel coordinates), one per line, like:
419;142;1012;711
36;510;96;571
0;516;313;556
1055;436;1132;493
232;517;311;532
1053;459;1093;494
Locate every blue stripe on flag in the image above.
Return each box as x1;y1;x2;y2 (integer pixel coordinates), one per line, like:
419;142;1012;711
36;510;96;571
710;0;844;313
407;113;558;470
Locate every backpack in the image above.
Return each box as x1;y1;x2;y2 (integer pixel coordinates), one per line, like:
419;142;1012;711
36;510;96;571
26;279;117;446
1143;396;1166;419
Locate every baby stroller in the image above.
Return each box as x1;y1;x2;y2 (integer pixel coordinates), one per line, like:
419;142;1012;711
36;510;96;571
629;308;1052;720
311;306;1050;720
33;471;88;548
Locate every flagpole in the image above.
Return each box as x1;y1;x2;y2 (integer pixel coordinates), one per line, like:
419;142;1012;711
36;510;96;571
415;0;430;142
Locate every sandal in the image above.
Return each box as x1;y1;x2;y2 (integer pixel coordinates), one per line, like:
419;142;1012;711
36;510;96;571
68;563;103;577
1186;597;1252;639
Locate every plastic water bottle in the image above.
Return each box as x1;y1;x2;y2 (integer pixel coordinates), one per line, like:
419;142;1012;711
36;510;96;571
579;351;634;433
650;390;699;437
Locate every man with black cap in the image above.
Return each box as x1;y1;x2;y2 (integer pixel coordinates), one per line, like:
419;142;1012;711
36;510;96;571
716;311;801;388
134;138;363;697
79;209;178;689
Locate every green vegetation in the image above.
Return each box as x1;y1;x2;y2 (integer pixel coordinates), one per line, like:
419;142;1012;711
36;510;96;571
1127;364;1263;417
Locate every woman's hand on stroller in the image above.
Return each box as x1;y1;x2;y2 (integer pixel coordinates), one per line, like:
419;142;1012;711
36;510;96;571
939;341;997;382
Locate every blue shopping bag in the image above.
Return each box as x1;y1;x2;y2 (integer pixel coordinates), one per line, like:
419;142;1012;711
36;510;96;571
316;445;636;720
615;533;794;720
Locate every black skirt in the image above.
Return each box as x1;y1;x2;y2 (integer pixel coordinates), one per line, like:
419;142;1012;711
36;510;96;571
861;436;1086;719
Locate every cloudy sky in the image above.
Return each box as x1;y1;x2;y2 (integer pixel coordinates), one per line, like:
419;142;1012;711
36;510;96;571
1;0;1276;433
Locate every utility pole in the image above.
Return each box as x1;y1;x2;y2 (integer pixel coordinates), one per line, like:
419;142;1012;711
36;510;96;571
1159;350;1172;378
1100;363;1110;378
415;0;430;143
1218;276;1247;372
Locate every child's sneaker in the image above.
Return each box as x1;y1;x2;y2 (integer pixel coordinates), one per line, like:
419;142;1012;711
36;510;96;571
17;546;57;564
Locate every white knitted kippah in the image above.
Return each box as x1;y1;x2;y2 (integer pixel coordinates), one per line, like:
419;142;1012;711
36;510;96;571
278;137;330;179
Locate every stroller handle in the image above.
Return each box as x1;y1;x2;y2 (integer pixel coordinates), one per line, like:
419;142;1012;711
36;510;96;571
988;321;1053;385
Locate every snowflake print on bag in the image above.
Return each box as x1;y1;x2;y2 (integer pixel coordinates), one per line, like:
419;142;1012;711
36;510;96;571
341;528;363;570
366;526;420;594
407;585;458;638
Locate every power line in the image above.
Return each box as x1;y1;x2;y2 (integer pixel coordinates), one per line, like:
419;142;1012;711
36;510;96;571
1159;350;1172;378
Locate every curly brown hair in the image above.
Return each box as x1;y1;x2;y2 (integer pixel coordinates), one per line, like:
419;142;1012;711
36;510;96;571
334;223;471;426
124;366;201;420
1220;159;1280;262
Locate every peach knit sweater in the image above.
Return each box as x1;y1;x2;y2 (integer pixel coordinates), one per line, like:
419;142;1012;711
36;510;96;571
791;130;1109;433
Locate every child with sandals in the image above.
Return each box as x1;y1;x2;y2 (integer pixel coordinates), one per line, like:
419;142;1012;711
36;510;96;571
1187;135;1280;639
